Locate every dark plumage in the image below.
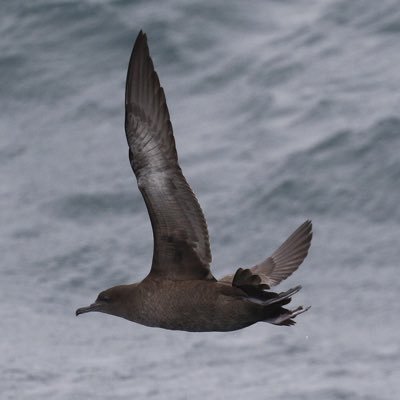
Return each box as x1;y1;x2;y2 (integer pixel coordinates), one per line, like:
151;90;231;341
76;31;313;332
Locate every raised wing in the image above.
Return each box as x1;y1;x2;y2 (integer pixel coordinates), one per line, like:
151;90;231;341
125;31;213;281
221;221;312;287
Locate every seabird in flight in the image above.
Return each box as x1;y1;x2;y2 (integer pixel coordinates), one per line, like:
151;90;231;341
76;31;313;332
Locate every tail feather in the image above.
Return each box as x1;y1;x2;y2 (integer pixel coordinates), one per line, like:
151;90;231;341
246;286;310;326
261;285;302;306
264;305;311;326
246;285;302;306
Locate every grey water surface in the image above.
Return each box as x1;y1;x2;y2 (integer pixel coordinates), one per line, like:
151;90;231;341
1;1;400;399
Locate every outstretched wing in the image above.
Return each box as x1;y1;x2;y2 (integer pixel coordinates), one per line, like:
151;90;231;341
125;31;213;281
220;221;312;287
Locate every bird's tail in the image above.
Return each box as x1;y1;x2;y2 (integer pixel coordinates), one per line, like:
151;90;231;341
248;285;310;326
263;305;310;326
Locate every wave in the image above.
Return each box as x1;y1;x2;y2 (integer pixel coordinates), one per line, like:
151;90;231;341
248;117;400;223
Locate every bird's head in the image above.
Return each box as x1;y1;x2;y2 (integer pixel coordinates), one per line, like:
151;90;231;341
76;285;131;319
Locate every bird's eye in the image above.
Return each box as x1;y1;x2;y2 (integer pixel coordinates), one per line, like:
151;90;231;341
98;294;110;302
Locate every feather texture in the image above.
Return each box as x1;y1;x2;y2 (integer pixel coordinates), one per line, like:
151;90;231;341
125;31;213;280
221;220;312;287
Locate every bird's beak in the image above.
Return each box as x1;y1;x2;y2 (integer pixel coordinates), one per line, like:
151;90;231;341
75;302;101;316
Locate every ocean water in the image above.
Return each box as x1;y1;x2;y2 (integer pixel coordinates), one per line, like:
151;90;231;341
2;0;400;399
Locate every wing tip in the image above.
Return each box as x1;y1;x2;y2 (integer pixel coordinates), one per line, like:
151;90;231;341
135;29;147;45
301;219;313;232
125;29;153;108
132;29;149;62
130;30;147;60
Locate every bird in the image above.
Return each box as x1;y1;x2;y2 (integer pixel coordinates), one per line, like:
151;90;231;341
76;31;313;332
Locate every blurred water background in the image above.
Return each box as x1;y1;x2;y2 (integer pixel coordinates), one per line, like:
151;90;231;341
1;0;400;399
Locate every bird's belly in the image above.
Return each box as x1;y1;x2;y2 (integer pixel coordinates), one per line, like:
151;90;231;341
130;280;256;332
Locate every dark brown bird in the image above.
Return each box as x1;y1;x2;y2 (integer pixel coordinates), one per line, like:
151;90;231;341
76;31;313;332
